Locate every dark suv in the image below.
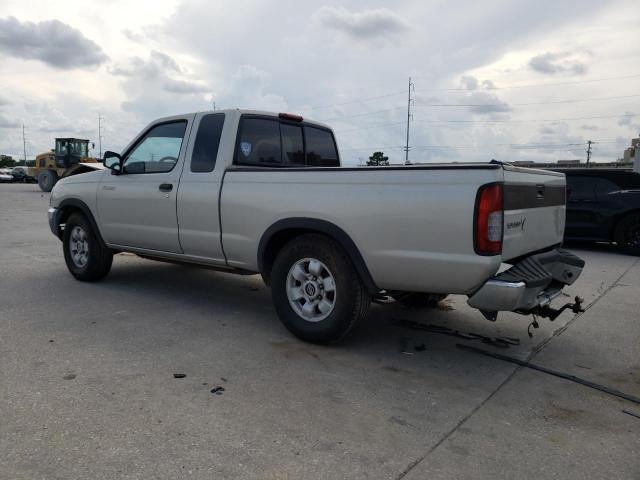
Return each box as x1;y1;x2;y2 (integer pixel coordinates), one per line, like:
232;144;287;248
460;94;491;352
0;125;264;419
553;169;640;255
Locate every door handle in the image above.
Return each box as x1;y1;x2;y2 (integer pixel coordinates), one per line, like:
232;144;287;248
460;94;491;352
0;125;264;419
159;183;173;192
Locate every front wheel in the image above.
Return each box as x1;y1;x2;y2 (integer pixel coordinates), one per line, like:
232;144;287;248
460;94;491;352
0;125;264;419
63;213;113;281
614;212;640;256
270;234;371;344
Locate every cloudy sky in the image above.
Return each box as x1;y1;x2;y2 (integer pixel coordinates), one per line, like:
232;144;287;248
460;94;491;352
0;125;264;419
0;0;639;165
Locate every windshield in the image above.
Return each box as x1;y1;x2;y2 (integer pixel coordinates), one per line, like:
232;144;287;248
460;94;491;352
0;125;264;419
55;140;88;158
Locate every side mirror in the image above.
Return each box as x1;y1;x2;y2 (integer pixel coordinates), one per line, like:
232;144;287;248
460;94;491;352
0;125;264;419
103;151;122;174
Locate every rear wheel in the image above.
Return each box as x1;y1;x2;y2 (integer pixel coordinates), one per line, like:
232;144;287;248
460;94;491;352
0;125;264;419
38;169;58;192
392;292;448;309
63;213;113;281
270;234;371;343
614;212;640;256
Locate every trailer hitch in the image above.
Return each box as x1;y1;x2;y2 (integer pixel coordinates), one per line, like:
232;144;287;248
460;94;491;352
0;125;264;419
534;296;585;321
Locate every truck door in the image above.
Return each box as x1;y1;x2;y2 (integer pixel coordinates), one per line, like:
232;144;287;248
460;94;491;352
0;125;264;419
97;116;193;252
175;112;227;263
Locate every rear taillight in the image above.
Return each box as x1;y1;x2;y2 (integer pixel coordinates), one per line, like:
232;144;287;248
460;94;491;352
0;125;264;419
474;183;503;255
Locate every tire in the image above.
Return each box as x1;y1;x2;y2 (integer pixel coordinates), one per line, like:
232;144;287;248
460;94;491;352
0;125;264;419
392;292;448;309
38;169;58;192
614;212;640;256
63;213;113;281
270;234;371;344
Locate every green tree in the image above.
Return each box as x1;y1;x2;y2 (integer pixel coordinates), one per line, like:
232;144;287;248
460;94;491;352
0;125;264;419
366;151;389;166
0;155;15;168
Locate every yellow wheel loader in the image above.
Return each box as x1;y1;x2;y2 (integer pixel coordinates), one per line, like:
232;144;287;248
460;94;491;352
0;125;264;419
29;138;103;192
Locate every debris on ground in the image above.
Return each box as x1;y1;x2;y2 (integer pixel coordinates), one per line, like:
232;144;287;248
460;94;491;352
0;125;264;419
173;373;186;379
63;374;76;380
211;386;225;395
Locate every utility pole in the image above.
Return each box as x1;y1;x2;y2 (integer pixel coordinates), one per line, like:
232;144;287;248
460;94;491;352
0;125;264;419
586;140;594;167
22;124;27;166
404;77;414;165
98;114;103;158
212;100;216;111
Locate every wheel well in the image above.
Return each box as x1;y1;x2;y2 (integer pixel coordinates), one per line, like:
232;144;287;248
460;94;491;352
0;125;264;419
55;200;107;247
258;220;378;293
55;205;83;239
261;228;317;284
611;209;640;240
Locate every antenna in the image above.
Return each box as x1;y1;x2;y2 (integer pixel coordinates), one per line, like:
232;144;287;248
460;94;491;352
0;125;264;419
404;77;414;165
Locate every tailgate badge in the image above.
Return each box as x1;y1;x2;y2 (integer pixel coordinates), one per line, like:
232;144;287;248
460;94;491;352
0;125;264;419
506;217;526;231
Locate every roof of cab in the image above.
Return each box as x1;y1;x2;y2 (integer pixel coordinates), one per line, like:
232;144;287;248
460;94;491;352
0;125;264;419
158;109;332;131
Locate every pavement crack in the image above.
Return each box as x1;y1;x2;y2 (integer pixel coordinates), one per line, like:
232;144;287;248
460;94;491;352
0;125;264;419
395;364;522;480
531;257;640;356
394;256;640;480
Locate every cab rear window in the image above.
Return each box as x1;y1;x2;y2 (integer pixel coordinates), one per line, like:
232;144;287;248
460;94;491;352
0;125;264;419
235;117;339;167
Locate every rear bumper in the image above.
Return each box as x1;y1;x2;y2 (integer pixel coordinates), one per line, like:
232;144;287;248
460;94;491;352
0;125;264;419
467;248;584;313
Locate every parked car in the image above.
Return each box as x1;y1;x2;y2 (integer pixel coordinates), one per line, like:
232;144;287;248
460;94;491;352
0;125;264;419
47;109;584;343
10;166;37;183
0;168;14;183
553;169;640;255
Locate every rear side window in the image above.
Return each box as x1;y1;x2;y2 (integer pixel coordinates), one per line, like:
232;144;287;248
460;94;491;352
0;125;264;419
235;116;340;167
281;124;304;165
236;118;281;165
305;126;339;166
191;113;225;173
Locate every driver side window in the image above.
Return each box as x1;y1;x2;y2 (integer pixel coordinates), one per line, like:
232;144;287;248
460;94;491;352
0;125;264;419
123;121;187;174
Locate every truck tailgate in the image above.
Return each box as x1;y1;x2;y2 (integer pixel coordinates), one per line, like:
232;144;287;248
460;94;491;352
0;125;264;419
501;166;566;261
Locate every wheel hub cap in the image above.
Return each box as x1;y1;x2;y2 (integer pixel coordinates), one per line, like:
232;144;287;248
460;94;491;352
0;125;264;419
69;226;89;268
286;258;337;322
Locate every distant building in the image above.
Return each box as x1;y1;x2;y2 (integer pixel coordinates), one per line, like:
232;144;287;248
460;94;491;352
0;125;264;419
512;159;633;170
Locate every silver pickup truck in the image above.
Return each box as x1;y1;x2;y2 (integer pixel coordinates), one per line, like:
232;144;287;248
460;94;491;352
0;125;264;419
48;109;584;343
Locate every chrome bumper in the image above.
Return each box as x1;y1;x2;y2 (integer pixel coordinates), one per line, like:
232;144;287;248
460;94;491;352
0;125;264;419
467;248;584;314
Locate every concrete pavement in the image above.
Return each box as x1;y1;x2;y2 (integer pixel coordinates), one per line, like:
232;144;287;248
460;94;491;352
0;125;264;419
1;183;638;479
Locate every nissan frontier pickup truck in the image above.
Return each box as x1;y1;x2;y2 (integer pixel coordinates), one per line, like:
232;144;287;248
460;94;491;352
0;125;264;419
48;109;584;343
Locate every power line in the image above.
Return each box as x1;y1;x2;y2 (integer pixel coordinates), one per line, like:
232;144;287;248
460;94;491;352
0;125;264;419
414;93;640;107
334;113;637;134
309;91;405;110
341;139;621;151
305;73;640;111
408;73;640;91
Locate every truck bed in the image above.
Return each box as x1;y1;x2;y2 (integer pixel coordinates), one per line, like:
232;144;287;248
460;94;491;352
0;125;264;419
220;163;565;294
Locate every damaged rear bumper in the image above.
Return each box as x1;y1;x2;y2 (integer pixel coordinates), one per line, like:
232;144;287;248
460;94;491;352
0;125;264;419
468;248;584;318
